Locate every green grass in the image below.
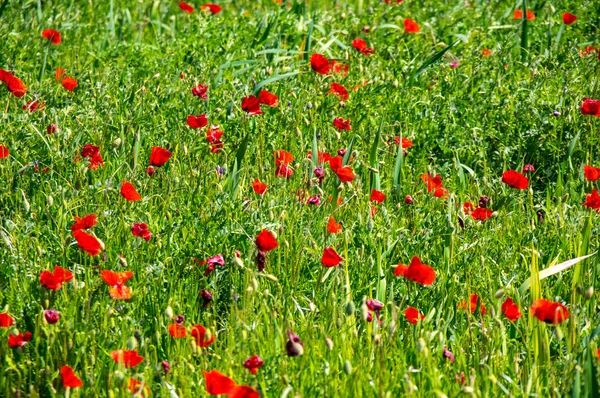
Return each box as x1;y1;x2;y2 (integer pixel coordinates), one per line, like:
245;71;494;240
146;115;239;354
1;0;600;396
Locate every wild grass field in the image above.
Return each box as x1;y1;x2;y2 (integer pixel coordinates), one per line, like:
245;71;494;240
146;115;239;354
1;0;600;396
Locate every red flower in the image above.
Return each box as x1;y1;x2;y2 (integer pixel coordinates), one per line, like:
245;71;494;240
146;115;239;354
72;230;102;256
8;332;32;348
128;378;150;395
61;76;78;91
243;355;264;375
420;173;443;192
149;146;172;167
61;366;83;388
501;297;522;321
333;117;351;131
179;1;194;13
252;178;267;195
352;38;374;56
458;294;487;315
0;145;8;159
203;370;236;395
514;9;535;20
131;222;152;241
169;323;187;338
201;4;222;14
40;266;74;290
481;49;491;57
206;125;224;153
331;60;349;76
192;84;208;99
71;214;97;231
404;307;425;325
329;83;349;101
562;12;577;25
502;170;528;189
258;90;278;107
0;313;14;328
530;299;569;324
584;165;600;181
394;256;436;285
275;164;294;178
42;29;62;44
191;324;215;347
110;350;144;368
322;247;343;267
187;114;208;128
370;189;386;204
0;70;27;97
393;137;413;148
101;270;133;300
471;207;492;221
274;150;294;178
327;216;342;234
230;385;261;398
310;54;331;75
581;99;600;116
23;100;45;112
241;95;262;115
329;156;355;182
255;230;278;252
80;144;104;169
404;18;420;33
583;189;600;211
55;68;66;81
120;181;141;201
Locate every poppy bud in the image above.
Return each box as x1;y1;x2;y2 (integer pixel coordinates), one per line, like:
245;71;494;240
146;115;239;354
44;309;59;324
337;149;346;156
201;289;212;306
146;166;156;177
134;329;142;343
388;320;397;334
113;138;122;147
536;210;544;224
256;251;266;272
494;289;504;299
404;195;413;204
585;286;594;299
47;124;58;134
118;254;128;268
360;302;370;321
555;326;563;341
126;336;138;350
46;195;54;207
233;255;244;268
165;306;174;319
336;317;343;328
478;195;489;208
251;278;259;291
576;285;583;295
343;360;353;375
443;346;455;362
325;336;334;350
345;301;355;315
161;360;170;374
5;219;15;232
523;164;535;173
417;338;426;352
285;330;304;357
393;79;399;88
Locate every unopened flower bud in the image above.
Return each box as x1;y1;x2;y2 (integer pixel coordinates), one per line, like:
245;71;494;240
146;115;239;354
44;309;59;324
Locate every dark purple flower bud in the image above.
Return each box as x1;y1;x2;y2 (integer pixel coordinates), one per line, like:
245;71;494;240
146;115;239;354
243;355;264;374
337;149;346;156
366;312;373;322
44;309;60;324
146;166;156;177
314;166;325;180
478;195;489;208
256;251;266;272
443;346;455;362
207;254;225;267
134;329;142;343
201;289;213;306
285;330;304;357
216;166;223;180
161;360;171;374
175;315;185;325
47;124;58;134
307;195;321;205
552;110;561;116
537;210;544;224
287;101;292;107
366;299;383;312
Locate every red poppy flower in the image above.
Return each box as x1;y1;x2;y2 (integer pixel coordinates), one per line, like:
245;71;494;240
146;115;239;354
192;84;208;99
110;350;144;368
252;178;267;195
562;12;577;25
203;370;236;395
458;294;487;315
331;60;349;76
404;307;425;325
393;137;413;148
230;385;261;398
583;189;600;211
514;9;535;20
168;323;187;338
420;173;443;192
243;355;264;375
128;378;150;395
394;256;436;285
179;1;194;13
581;99;600;116
0;313;14;328
40;266;74;290
23;100;45;112
241;95;262;115
307;151;332;164
370;189;386;204
42;29;61;44
501;297;522;321
275;164;294;178
0;145;9;159
471;207;492;221
258;90;278;107
328;83;349;101
333;117;351;131
255;230;278;252
149;146;172;167
274;150;293;166
101;270;133;300
310;53;331;75
481;49;491;57
8;331;32;348
322;247;343;267
71;214;97;231
584;166;600;181
131;222;152;241
404;18;420;33
0;70;27;97
327;216;342;234
352;38;374;56
72;230;102;256
120;181;142;201
60;366;83;388
201;4;221;14
61;76;78;91
501;170;528;189
530;299;569;324
55;68;66;81
187;114;208;128
80;144;104;169
329;156;355;182
191;324;215;347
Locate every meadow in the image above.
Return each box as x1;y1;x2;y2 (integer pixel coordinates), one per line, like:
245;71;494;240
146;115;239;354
1;0;600;396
